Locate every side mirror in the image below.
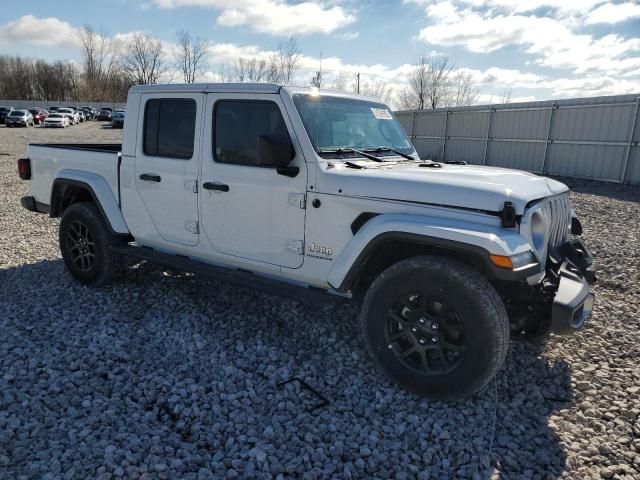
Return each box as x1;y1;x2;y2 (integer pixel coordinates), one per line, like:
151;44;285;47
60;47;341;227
258;134;294;167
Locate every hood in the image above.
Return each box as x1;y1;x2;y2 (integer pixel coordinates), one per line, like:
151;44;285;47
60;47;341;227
319;161;568;214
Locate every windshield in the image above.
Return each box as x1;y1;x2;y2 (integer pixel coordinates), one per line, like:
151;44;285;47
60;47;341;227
292;94;414;156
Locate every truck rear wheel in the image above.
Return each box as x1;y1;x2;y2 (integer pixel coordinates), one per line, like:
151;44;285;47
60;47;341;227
360;256;509;400
59;202;124;287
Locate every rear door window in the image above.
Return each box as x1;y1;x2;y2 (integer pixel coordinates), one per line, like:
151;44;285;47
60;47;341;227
144;98;197;159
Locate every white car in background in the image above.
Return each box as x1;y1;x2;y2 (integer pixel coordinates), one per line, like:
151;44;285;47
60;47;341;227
43;113;71;128
57;108;79;125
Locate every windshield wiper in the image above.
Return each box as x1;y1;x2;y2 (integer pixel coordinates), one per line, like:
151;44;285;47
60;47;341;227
318;147;383;162
364;146;415;161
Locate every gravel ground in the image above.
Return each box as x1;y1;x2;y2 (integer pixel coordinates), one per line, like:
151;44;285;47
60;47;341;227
1;121;639;479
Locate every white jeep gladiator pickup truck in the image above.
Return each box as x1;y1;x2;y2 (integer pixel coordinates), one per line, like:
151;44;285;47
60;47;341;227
18;83;596;399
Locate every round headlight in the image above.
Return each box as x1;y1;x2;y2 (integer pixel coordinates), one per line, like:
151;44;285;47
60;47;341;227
530;210;546;253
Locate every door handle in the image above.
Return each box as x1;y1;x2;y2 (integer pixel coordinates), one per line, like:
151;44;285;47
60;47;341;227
139;173;161;182
203;182;230;192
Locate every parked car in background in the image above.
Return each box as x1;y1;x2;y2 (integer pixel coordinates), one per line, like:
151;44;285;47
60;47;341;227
97;108;113;121
43;113;70;128
65;107;84;123
48;106;60;112
5;110;34;127
111;111;125;129
57;108;79;125
29;109;49;125
80;107;96;119
0;107;13;124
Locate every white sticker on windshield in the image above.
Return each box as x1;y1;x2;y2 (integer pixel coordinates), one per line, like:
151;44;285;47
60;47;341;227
371;108;392;120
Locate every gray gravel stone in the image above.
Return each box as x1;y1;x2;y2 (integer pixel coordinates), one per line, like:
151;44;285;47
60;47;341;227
1;123;639;479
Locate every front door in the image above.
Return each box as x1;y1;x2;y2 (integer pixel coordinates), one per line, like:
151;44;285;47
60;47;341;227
200;94;307;268
134;93;203;246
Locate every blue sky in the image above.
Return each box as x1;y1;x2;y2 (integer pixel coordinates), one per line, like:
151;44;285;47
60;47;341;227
0;0;639;105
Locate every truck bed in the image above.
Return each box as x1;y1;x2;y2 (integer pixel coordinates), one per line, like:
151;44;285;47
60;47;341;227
29;143;122;153
26;143;123;209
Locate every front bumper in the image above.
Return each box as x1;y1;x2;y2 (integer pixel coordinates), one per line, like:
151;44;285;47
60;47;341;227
548;239;596;334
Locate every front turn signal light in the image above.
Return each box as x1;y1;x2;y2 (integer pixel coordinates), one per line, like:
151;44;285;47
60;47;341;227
490;251;537;270
490;255;513;269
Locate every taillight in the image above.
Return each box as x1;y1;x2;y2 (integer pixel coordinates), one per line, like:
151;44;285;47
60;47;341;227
18;158;31;180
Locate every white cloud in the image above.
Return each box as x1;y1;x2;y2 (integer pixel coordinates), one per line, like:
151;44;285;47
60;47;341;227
0;15;82;50
457;0;607;15
151;0;356;36
412;1;640;76
1;9;638;106
585;2;640;24
335;31;360;40
459;66;547;89
476;93;537;104
542;75;640;97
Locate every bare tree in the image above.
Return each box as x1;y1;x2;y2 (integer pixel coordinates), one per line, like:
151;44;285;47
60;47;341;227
398;55;479;109
217;63;236;83
121;33;164;85
264;55;281;83
330;71;350;91
424;56;454;109
79;25;120;101
310;71;322;88
360;79;393;104
277;37;300;84
0;56;33;100
232;57;270;82
398;55;429;110
448;71;479;107
219;36;300;84
501;88;513;104
175;30;209;83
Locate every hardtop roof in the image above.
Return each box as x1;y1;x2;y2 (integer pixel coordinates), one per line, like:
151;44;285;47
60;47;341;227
128;83;386;104
129;83;282;94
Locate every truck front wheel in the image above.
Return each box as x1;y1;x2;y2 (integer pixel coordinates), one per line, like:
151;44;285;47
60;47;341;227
59;202;124;287
360;256;509;400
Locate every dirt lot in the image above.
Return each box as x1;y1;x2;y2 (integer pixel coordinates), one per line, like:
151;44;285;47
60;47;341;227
1;121;639;479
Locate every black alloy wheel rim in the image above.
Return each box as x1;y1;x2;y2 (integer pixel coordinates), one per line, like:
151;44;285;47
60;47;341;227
66;220;96;272
385;293;468;376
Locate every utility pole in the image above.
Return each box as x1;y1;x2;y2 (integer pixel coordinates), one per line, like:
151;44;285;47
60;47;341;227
356;72;360;94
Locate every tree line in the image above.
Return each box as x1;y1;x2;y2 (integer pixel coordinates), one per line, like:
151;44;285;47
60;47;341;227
0;25;479;109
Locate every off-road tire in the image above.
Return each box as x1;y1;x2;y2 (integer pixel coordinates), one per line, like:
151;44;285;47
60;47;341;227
59;202;125;287
360;255;509;400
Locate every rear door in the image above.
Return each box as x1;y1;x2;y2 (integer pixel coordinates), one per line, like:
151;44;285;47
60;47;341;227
134;93;203;246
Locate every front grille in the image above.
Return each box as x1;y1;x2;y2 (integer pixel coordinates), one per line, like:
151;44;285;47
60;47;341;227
540;194;571;248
